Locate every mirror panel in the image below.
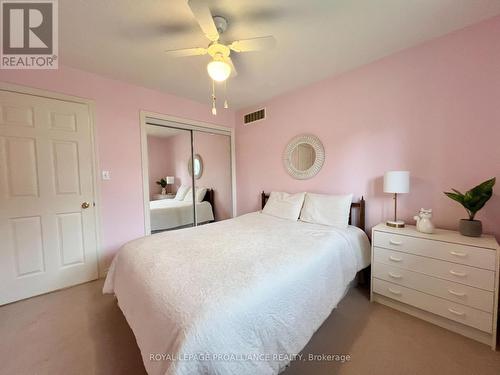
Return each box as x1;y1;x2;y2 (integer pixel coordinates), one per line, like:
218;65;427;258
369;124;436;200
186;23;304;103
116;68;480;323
193;131;233;224
146;125;194;232
291;143;316;171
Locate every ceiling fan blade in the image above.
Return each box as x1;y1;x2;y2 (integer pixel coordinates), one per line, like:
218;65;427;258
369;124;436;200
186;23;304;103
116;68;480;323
164;47;208;57
228;36;276;53
226;56;238;77
187;0;219;42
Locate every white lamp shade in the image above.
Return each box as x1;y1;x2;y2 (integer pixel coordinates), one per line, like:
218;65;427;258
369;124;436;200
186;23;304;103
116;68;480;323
166;176;175;185
384;171;410;193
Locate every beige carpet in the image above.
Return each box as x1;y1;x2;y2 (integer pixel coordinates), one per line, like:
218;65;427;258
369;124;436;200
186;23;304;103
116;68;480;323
0;280;499;375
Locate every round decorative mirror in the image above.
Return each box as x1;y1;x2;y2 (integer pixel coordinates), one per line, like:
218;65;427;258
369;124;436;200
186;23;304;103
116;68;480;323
188;154;203;179
283;134;325;180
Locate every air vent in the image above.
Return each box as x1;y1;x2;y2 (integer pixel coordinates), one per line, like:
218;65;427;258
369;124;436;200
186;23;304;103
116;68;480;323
243;108;265;125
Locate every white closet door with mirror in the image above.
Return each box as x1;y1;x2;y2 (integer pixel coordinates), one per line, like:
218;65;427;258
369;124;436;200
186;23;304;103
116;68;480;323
143;117;234;234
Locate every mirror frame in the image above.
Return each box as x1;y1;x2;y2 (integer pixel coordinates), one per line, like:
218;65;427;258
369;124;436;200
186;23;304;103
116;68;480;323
188;154;203;180
283;134;325;180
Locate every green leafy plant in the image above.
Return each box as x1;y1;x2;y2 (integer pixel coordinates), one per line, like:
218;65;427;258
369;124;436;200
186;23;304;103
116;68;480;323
444;178;495;220
156;178;167;188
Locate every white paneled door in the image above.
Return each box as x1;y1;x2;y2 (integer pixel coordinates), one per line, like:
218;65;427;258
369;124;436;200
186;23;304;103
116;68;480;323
0;90;98;305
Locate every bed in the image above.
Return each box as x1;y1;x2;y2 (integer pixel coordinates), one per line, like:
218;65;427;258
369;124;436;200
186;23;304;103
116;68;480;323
104;193;370;375
150;189;214;231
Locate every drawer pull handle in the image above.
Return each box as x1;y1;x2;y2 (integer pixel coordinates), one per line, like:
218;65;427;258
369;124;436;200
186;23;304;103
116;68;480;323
389;255;402;262
389;239;403;245
388;288;402;295
449;270;467;277
448;289;466;297
448;308;465;316
450;251;467;257
388;272;402;279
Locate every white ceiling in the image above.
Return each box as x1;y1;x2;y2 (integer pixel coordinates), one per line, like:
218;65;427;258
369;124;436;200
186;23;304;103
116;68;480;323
60;0;500;109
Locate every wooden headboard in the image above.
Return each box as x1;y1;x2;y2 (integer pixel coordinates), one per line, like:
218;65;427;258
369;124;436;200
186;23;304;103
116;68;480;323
261;191;365;232
202;188;214;208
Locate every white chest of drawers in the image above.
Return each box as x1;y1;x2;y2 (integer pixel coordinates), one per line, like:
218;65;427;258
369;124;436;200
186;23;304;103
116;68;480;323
370;223;499;349
152;194;175;200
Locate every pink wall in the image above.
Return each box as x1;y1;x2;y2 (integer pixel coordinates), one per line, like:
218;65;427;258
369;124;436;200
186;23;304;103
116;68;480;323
236;16;500;239
0;66;234;272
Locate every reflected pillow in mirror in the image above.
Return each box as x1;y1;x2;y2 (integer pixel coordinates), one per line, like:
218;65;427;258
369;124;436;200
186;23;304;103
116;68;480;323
195;187;207;203
183;187;207;203
175;185;190;201
262;191;305;221
182;187;193;201
300;193;353;228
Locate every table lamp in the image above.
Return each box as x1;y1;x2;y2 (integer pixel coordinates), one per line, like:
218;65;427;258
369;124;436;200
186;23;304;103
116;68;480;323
166;176;175;194
384;171;410;228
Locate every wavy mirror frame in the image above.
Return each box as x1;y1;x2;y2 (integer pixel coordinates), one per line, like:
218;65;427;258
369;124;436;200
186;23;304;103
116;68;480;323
283;134;325;180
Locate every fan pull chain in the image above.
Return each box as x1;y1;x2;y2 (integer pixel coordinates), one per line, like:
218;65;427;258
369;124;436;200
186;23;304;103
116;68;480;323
223;80;229;109
211;79;217;115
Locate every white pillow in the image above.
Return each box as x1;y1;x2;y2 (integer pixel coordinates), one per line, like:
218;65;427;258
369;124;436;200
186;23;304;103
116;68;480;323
183;187;208;203
182;187;193;201
175;185;190;201
262;191;305;221
300;193;353;228
196;187;208;203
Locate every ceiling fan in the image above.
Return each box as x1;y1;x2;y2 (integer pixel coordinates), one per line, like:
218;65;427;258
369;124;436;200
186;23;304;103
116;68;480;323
164;0;276;114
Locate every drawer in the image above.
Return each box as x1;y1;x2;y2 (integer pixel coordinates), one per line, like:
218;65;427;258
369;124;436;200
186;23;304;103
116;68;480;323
373;278;493;333
373;231;496;270
374;247;495;291
372;261;494;312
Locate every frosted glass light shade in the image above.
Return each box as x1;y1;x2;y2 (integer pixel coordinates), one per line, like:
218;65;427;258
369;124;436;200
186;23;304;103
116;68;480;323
384;171;410;193
166;176;175;185
207;60;231;82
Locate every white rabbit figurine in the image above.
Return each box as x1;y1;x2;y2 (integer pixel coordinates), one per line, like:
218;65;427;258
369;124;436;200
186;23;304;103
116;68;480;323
414;208;435;234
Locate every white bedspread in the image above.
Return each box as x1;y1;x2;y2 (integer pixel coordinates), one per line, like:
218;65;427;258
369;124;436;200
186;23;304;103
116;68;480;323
149;199;214;231
103;212;370;375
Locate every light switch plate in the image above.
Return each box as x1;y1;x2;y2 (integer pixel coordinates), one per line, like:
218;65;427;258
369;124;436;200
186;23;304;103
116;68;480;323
102;171;111;180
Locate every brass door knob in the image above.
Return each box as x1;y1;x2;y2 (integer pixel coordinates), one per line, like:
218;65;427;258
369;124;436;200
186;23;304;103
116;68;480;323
81;202;90;209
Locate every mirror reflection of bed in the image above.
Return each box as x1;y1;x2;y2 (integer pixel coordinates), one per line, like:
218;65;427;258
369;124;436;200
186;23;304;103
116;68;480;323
146;123;233;233
149;189;215;232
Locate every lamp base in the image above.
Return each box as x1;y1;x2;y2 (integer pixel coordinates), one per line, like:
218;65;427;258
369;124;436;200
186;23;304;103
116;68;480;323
386;220;405;228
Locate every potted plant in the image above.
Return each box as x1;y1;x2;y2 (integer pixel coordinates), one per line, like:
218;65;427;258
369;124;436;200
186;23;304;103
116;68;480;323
444;177;495;237
156;178;167;195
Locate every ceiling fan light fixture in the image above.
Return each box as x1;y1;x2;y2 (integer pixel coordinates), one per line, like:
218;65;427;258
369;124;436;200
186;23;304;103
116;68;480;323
207;59;231;82
171;2;276;114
